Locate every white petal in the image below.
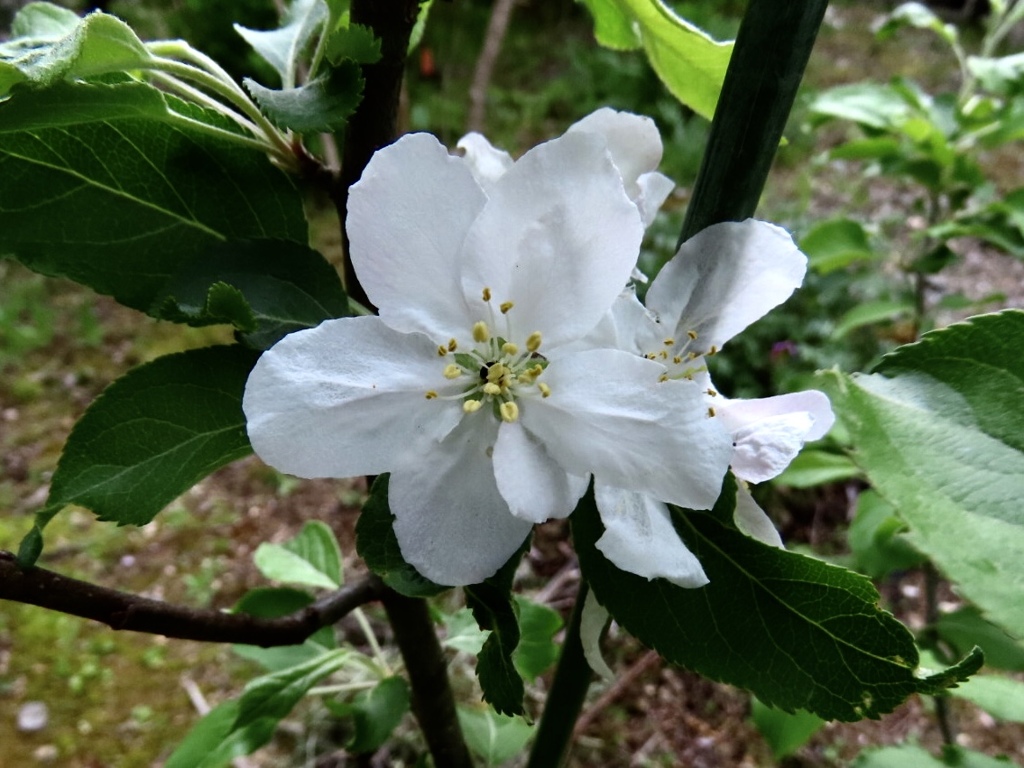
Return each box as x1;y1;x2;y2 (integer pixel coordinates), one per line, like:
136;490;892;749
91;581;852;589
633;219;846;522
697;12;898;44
348;132;484;340
553;288;658;358
390;417;533;586
456;131;514;190
716;391;835;483
243;316;462;479
635;170;675;227
595;485;708;587
733;482;783;548
458;130;644;348
580;590;615;681
520;349;733;510
493;421;589;524
645;220;807;352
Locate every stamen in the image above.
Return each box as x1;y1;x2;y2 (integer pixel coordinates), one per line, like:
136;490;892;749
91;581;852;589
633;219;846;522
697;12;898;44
687;330;698;340
706;388;717;397
538;382;551;398
499;401;520;422
473;321;491;342
502;342;519;356
425;390;438;400
658;373;669;383
437;345;447;357
500;301;514;314
443;364;463;379
707;406;716;417
663;338;675;346
483;382;502;396
708;345;719;356
526;332;542;352
463;399;483;413
486;363;507;384
448;338;458;352
482;287;492;302
673;356;682;364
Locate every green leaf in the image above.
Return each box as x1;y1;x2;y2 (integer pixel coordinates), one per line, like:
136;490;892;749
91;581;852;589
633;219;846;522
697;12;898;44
164;700;248;768
235;0;327;85
254;521;343;590
875;2;959;46
457;707;534;767
819;310;1024;639
579;0;733;120
244;62;362;133
750;699;826;760
355;475;447;598
808;82;914;131
154;239;348;351
512;596;563;682
950;674;1024;722
232;586;336;672
936;606;1024;673
36;345;257;534
326;676;411;754
465;583;524;717
0;4;152;97
799;217;878;274
968;52;1024;96
774;448;863;489
0;83;307;313
235;649;351;730
442;608;490;656
831;299;914;339
324;23;381;65
573;479;973;721
848;490;926;579
853;745;1016;768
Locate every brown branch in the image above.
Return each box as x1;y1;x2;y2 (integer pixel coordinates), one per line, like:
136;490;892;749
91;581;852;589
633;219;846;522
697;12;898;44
467;0;517;133
0;550;384;646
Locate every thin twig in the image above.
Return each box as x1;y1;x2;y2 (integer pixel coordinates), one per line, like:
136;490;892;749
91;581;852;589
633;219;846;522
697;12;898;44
573;649;661;738
0;551;384;646
467;0;517;133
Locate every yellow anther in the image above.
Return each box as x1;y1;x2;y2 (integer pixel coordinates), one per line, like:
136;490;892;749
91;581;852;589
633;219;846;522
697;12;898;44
487;363;507;383
707;406;716;417
482;287;492;301
538;382;551;398
645;352;657;360
663;338;675;346
658;373;669;383
443;364;463;379
437;345;448;357
502;342;519;356
425;390;438;400
659;350;668;359
463;399;483;413
708;345;719;356
499;401;520;423
500;301;514;314
687;352;699;361
673;356;682;364
483;382;502;396
448;338;458;352
473;321;491;342
706;388;718;397
526;331;542;352
687;330;698;340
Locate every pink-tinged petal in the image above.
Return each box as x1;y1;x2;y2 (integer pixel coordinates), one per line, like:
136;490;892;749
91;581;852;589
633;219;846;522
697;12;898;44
716;391;835;483
243;316;462;479
456;131;514;191
459;130;644;348
493;421;589;523
520;349;733;510
390;417;533;586
595;485;709;587
734;482;783;548
347;133;485;340
646;220;807;352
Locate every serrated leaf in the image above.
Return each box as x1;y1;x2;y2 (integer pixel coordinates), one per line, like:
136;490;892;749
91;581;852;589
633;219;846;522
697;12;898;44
154;239;348;350
245;62;362;133
0;4;152;97
442;608;489;656
326;676;411;754
579;0;733;120
37;345;258;533
355;475;447;598
573;480;973;721
324;23;381;65
819;310;1024;639
235;0;327;86
512;596;562;682
254;521;343;590
936;606;1024;673
0;84;307;313
750;699;826;761
465;582;524;717
457;707;534;767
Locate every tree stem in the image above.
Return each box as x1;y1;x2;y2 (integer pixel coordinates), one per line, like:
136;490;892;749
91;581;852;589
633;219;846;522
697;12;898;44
525;582;593;768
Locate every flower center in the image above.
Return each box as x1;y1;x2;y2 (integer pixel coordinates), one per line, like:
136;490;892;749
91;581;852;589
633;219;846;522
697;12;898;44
644;329;720;417
425;288;551;422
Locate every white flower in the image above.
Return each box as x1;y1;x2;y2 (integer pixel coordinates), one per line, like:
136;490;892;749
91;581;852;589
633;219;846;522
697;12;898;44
243;121;733;587
587;220;835;586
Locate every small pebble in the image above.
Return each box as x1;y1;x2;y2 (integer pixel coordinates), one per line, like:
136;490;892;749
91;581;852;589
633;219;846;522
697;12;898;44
17;701;49;732
32;745;58;764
